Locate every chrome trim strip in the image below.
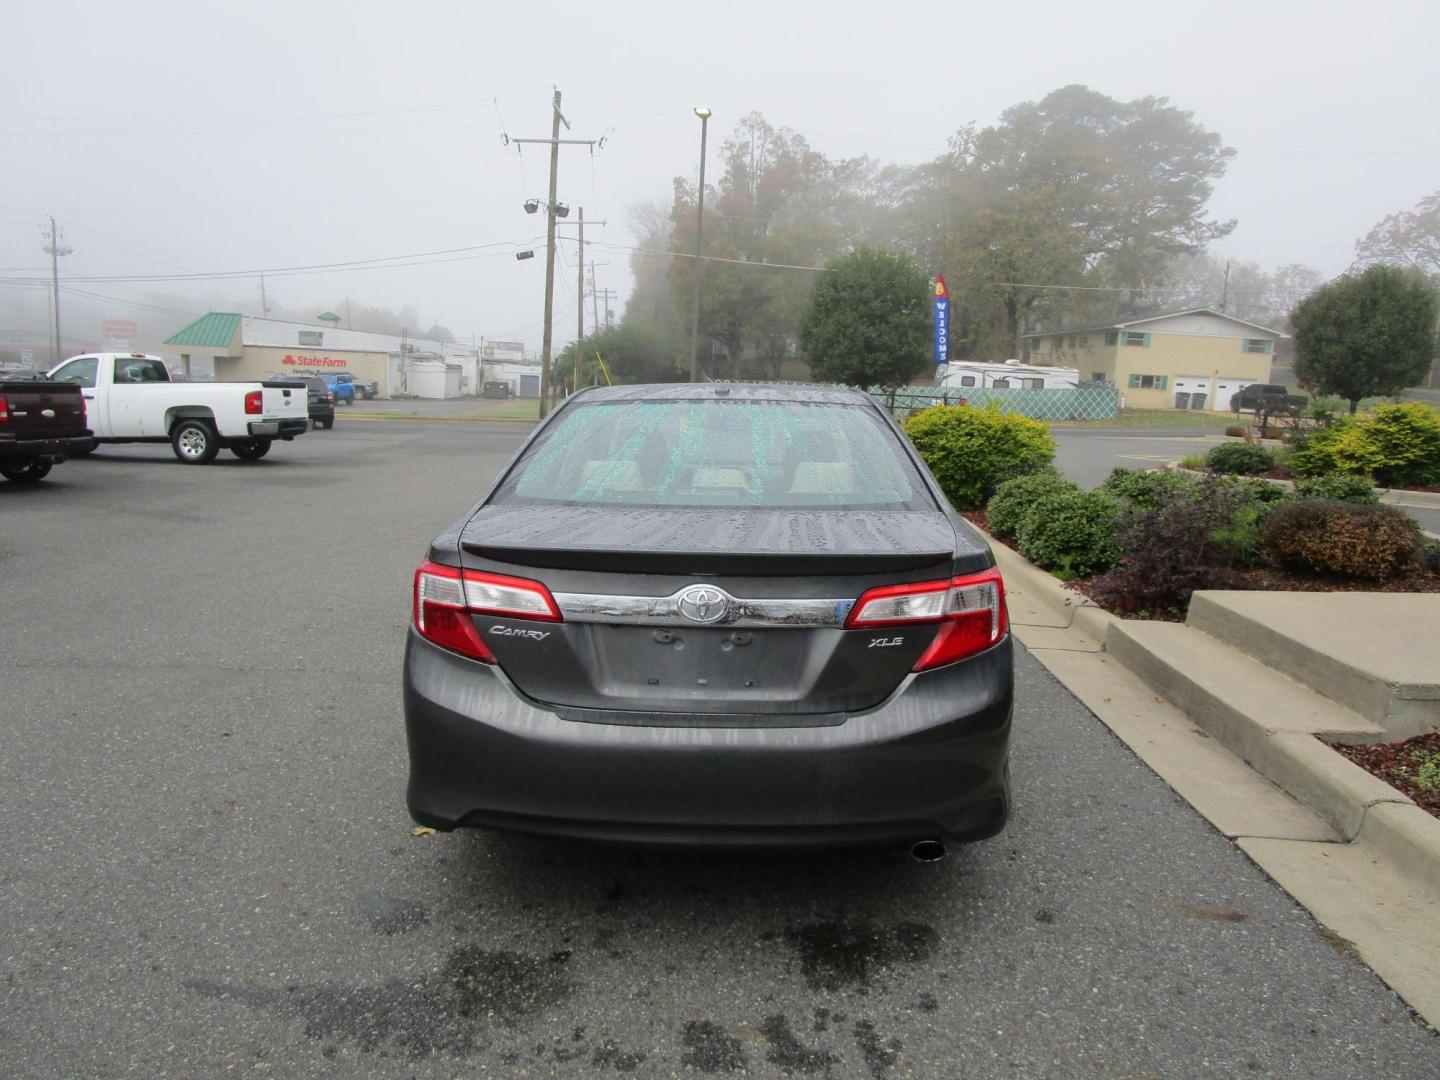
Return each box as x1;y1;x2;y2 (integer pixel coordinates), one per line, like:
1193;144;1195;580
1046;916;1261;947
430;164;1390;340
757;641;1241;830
553;585;855;628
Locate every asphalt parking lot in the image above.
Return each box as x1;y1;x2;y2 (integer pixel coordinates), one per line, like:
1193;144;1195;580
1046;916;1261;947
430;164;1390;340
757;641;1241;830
2;421;1436;1078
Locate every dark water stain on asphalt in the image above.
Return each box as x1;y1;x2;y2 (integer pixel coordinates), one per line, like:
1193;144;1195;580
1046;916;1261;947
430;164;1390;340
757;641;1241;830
781;920;939;992
357;892;430;935
681;1019;748;1073
1173;902;1250;923
183;945;571;1057
591;1036;647;1072
852;1019;901;1078
760;1014;838;1073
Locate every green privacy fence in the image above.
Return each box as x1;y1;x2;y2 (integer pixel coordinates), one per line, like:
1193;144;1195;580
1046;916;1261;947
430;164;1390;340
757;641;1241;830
869;383;1120;421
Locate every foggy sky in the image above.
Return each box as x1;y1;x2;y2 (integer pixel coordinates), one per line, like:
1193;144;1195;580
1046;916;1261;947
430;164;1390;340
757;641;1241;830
3;0;1437;352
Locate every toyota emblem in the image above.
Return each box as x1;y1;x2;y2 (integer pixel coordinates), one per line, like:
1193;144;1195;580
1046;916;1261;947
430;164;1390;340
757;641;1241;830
677;585;728;624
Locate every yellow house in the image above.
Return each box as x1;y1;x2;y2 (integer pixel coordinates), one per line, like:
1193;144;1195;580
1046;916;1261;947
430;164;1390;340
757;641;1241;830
1024;308;1287;411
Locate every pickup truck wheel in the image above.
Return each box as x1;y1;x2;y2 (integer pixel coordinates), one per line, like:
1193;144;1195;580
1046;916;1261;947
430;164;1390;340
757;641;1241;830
321;417;334;430
0;459;52;482
230;438;272;461
171;419;219;464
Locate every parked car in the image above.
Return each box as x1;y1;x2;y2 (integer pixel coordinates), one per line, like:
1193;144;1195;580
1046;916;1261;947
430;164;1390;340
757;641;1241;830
283;376;335;430
403;384;1013;856
0;366;43;381
481;380;513;399
47;353;308;463
1;377;96;482
320;373;356;406
334;372;378;400
1230;383;1306;414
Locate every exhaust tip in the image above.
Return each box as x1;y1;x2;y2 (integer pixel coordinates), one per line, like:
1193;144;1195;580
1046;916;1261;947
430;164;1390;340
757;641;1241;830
910;839;946;863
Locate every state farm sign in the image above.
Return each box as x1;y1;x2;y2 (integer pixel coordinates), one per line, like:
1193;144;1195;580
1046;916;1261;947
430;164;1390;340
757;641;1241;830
282;354;347;369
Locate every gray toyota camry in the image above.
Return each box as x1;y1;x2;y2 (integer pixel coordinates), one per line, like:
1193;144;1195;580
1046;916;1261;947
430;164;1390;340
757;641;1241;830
403;383;1013;854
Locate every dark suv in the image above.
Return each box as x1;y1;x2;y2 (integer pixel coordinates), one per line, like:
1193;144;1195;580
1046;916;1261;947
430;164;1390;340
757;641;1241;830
293;376;336;429
403;384;1013;855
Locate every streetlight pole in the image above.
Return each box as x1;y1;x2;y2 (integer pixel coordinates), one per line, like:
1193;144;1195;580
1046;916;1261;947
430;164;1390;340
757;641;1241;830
688;107;711;383
43;217;72;364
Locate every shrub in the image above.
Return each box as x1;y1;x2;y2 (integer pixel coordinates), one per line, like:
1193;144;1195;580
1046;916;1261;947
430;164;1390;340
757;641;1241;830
1099;467;1201;510
1292;474;1380;504
986;469;1076;540
1014;489;1121;578
1178;451;1207;470
1205;441;1275;475
1224;425;1250;438
1364;403;1440;488
1208;477;1297;565
1287;420;1383;478
903;405;1055;510
1261;500;1423;580
1088;484;1255;614
1304;395;1348;427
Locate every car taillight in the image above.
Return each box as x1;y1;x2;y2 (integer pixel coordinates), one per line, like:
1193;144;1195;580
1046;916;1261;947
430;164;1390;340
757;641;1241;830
244;390;263;415
0;394;8;423
412;561;562;663
847;569;1007;671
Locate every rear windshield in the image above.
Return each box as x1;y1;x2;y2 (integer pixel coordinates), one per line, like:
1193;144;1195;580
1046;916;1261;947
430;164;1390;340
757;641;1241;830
491;398;936;511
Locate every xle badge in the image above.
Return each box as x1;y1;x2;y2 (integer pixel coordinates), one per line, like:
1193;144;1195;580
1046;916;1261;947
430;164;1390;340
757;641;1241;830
869;637;904;648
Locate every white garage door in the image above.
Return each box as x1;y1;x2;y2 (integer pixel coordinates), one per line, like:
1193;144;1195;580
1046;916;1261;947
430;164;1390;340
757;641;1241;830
1172;375;1211;411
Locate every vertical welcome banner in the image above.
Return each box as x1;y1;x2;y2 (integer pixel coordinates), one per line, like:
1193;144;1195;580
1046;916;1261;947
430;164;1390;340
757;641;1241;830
933;274;950;367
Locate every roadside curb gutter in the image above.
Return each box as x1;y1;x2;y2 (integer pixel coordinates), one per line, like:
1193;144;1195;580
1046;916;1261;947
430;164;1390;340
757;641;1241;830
986;531;1440;1027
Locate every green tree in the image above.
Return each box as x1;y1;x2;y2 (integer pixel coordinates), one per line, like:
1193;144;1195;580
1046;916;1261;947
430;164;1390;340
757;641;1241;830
554;317;681;390
1291;265;1438;413
1353;192;1440;281
798;249;931;387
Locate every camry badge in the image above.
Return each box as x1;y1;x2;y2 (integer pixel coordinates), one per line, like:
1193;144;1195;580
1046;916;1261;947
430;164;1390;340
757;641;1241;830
677;585;728;624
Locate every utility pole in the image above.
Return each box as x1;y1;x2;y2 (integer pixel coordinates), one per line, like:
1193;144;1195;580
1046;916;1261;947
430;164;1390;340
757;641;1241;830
259;275;270;317
576;208;585;395
688;108;712;382
508;89;604;418
554;211;606;393
597;288;619;327
1220;259;1231;314
591;259;601;334
43;217;72;364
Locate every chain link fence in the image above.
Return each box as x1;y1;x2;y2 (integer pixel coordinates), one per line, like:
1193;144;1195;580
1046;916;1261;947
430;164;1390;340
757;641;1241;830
708;379;1121;421
871;383;1120;421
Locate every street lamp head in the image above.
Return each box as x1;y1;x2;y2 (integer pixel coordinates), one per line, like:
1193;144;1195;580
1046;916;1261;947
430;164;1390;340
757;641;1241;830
523;198;541;215
693;107;712;120
515;250;535;261
553;203;570;218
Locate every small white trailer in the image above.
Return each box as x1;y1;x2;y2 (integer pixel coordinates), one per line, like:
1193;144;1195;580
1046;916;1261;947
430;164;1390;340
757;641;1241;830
939;360;1081;391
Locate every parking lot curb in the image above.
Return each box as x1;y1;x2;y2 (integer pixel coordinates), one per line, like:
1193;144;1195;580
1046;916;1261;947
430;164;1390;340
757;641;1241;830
980;522;1440;1014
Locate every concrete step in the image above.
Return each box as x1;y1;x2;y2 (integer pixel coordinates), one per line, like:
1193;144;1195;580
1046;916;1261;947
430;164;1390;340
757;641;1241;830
1187;592;1440;739
1104;619;1404;838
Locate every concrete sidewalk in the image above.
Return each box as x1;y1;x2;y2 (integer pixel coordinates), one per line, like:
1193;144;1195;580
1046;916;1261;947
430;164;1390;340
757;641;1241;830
992;536;1440;1026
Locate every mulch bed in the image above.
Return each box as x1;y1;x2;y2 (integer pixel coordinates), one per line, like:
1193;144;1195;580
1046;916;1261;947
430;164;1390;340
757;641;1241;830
1329;732;1440;819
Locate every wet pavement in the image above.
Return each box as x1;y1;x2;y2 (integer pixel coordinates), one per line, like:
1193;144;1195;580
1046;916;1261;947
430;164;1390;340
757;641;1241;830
1;421;1435;1077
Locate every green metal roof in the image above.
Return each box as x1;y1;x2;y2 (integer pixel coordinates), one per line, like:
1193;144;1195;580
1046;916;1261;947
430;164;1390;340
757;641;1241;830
164;312;241;348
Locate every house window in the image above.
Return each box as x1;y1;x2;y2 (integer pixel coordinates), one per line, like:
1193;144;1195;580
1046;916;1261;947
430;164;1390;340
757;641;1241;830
1104;330;1119;346
298;330;324;347
1053;336;1064;350
1077;334;1089;347
1092;372;1107;384
1243;338;1272;354
1127;374;1169;390
1123;331;1149;347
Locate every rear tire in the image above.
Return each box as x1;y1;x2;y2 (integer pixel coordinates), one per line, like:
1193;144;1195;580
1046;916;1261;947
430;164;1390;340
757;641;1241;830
0;459;52;482
171;419;219;464
321;417;334;430
230;438;272;461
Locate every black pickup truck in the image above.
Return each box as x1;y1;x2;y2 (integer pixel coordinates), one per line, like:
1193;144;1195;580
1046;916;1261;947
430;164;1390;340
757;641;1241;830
1229;383;1307;414
0;379;96;482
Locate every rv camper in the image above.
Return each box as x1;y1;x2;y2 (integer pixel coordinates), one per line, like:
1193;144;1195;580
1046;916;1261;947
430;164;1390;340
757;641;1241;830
940;359;1081;391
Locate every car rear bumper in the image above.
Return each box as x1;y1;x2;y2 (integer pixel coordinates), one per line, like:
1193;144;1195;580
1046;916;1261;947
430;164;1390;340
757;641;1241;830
0;432;97;462
403;630;1013;848
246;418;309;438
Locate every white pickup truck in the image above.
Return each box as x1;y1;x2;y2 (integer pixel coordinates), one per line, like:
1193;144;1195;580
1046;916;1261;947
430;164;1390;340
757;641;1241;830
47;353;309;464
